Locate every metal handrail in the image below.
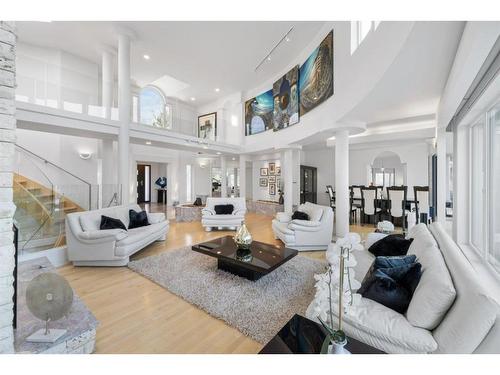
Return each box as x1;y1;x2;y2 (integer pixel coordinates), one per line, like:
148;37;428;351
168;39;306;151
15;144;92;209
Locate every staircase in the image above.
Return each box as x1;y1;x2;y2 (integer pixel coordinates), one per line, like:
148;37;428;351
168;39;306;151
13;173;84;251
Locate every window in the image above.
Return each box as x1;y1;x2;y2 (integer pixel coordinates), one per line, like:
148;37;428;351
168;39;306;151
465;102;500;272
139;86;172;129
351;21;380;55
372;167;395;188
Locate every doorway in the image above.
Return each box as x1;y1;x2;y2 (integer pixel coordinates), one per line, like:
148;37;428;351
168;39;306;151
300;165;317;204
137;164;151;204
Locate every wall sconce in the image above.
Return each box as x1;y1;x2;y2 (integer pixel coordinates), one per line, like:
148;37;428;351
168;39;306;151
79;152;92;160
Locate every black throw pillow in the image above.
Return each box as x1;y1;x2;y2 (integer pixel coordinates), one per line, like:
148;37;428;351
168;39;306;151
100;215;127;231
368;234;414;257
214;204;234;215
358;269;411;314
359;262;422;314
291;211;309;221
363;254;417;285
128;209;150;229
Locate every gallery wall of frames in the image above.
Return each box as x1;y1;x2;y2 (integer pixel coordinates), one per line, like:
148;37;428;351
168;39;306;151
245;30;334;136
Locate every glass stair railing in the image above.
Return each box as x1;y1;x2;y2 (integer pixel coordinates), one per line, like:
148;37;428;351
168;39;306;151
13;145;122;256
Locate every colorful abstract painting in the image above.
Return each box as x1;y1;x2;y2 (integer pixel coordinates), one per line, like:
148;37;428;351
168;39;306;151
244;89;273;136
273;65;299;131
299;30;333;116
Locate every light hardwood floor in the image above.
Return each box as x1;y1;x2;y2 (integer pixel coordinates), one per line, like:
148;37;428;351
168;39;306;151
58;206;377;354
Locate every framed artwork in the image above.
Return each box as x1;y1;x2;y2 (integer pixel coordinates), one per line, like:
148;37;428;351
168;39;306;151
198;112;217;141
245;89;274;136
269;175;276;183
269;183;276;195
273;65;299;131
276;166;281;175
260;168;268;176
299;30;334;116
269;162;276;175
277;178;281;190
259;178;268;187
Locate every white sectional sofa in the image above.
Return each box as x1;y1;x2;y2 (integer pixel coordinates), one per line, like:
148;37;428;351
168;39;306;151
66;204;169;266
306;222;500;353
272;202;333;251
201;197;246;231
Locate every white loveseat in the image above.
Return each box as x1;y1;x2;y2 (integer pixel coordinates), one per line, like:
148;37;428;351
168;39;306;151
306;222;500;353
66;204;169;266
201;197;246;231
272;202;333;251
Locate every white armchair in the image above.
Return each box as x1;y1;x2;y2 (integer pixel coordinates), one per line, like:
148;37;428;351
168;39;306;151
272;202;334;251
201;197;247;231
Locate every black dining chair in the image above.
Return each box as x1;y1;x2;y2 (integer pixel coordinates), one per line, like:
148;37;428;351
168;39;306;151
413;186;430;224
387;186;409;232
361;186;382;225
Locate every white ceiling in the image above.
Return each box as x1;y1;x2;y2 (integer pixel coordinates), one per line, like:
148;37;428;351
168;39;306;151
342;21;465;126
16;21;325;105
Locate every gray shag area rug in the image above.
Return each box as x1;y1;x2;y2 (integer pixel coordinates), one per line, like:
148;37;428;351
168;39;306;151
128;245;326;344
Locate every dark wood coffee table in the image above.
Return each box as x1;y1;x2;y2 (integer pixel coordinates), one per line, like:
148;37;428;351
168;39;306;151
192;236;298;281
259;314;385;354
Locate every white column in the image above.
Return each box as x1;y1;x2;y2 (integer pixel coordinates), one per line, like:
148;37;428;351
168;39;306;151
0;21;16;354
118;33;131;204
283;149;294;213
239;154;247;198
101;48;114;119
436;127;447;223
220;156;227;198
335;130;350;238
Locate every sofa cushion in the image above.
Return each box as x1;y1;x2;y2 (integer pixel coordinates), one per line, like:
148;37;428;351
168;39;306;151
115;222;168;257
406;224;456;330
429;222;498;353
203;214;243;222
100;215;127;231
79;213;101;232
128;209;150;229
302;203;323;222
368;234;413;257
309;297;437;353
214;204;234;215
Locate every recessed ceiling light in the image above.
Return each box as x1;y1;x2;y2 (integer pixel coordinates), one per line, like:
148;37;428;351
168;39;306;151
143;54;150;60
232;157;236;161
190;97;196;101
267;56;272;61
215;88;220;92
216;152;222;155
285;37;291;42
145;141;151;145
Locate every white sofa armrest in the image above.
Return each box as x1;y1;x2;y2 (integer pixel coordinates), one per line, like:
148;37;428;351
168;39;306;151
77;229;128;244
232;208;246;216
147;212;165;224
276;212;292;223
202;208;215;216
289;220;322;232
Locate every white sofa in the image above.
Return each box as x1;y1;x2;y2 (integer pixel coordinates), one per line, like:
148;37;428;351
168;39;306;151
201;197;246;231
272;202;333;251
306;222;500;353
66;204;169;266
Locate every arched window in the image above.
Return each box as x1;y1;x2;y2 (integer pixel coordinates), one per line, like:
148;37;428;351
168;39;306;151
139;86;172;129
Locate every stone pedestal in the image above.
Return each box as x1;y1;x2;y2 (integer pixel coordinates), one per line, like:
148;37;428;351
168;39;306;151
175;204;205;222
14;258;98;354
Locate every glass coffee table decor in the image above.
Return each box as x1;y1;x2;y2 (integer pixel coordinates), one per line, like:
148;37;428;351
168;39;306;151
192;236;298;281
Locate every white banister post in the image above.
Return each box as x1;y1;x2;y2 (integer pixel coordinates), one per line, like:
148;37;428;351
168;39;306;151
0;20;16;354
335;130;350;238
118;32;131;204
